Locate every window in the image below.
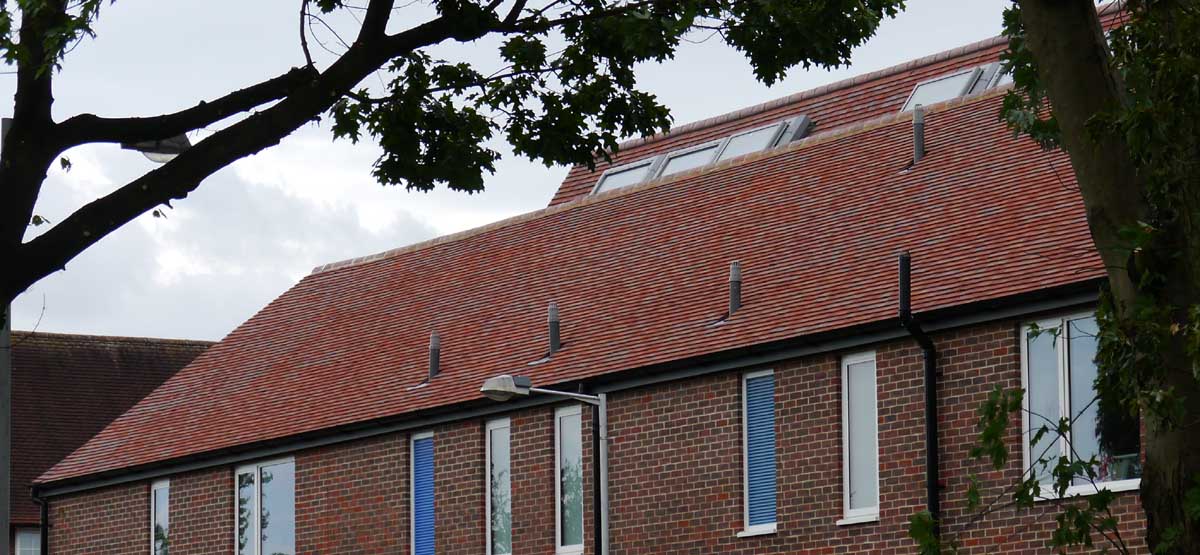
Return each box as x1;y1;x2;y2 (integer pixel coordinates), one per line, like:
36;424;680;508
593;158;659;194
151;479;170;555
840;351;878;524
555;405;584;554
15;528;40;555
412;432;436;555
719;124;784;162
235;458;295;555
658;142;721;177
487;419;512;555
1023;314;1141;496
740;370;776;536
901;68;982;112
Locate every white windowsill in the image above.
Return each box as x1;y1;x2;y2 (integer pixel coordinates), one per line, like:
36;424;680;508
1035;478;1141;502
556;545;585;555
736;523;776;538
835;513;879;526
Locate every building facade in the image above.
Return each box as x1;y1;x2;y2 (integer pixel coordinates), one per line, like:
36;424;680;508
34;5;1146;554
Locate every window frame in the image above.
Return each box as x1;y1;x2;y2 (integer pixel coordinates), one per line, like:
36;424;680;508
411;431;436;555
553;404;585;555
900;67;983;112
590;156;664;195
737;368;777;538
150;478;170;555
485;418;512;555
1019;312;1142;500
15;527;40;555
654;139;725;179
839;350;880;525
232;456;295;555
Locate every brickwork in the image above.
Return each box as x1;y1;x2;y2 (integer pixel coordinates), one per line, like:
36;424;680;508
44;318;1147;554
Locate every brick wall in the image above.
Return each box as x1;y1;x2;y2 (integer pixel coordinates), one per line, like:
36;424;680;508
44;317;1147;554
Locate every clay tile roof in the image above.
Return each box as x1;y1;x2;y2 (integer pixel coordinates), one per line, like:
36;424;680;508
10;332;211;522
38;85;1105;487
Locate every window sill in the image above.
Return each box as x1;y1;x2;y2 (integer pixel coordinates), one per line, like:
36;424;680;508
736;524;776;538
1035;478;1141;502
835;513;879;526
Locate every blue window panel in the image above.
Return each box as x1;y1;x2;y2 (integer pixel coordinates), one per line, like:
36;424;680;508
746;374;776;526
413;436;435;555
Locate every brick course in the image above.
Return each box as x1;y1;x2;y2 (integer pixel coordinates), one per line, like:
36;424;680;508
45;318;1147;554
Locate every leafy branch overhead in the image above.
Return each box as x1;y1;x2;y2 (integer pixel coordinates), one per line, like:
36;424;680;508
0;0;904;302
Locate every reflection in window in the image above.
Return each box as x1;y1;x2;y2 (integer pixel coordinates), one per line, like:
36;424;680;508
595;162;655;193
152;480;170;555
843;352;878;519
488;419;512;555
235;459;295;555
556;406;584;552
901;69;979;112
15;528;40;555
659;144;720;177
719;125;781;162
1025;315;1141;491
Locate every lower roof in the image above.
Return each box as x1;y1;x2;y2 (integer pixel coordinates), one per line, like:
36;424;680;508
39;91;1105;487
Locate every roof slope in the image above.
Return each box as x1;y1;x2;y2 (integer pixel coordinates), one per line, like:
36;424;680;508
10;332;211;522
40;91;1104;486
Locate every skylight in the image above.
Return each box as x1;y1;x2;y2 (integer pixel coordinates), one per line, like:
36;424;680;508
594;159;658;193
718;124;785;162
901;68;981;112
660;142;722;177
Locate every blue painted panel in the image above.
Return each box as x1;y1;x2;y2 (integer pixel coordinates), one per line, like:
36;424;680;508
413;436;435;555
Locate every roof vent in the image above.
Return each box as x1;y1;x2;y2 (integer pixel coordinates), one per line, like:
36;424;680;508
729;261;743;315
548;302;562;354
913;105;926;164
428;330;441;380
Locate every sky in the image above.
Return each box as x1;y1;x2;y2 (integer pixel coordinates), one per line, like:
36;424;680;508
7;0;1012;341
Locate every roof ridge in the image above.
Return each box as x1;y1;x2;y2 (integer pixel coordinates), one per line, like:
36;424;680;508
312;88;1009;276
10;330;215;346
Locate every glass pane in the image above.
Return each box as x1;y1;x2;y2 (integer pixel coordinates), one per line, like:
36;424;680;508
846;359;878;510
558;411;584;547
237;472;257;555
659;145;719;176
16;529;40;555
153;486;170;555
718;126;780;161
260;461;296;555
490;426;512;555
1027;324;1062;485
595;163;652;193
1069;317;1141;484
902;71;976;111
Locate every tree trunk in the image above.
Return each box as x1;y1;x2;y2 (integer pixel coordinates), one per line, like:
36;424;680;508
1017;0;1200;551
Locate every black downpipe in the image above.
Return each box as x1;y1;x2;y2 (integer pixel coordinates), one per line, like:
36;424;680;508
899;252;940;536
32;487;48;555
591;403;602;555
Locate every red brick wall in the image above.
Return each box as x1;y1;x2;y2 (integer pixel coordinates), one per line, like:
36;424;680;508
44;317;1147;554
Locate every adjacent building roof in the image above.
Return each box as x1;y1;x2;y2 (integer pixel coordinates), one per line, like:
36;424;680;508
10;332;211;523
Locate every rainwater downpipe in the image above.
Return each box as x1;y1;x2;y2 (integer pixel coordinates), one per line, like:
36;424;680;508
898;251;940;536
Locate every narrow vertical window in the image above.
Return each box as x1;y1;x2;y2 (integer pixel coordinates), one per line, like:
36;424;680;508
741;369;776;535
1023;314;1141;496
234;459;295;555
15;528;40;555
841;351;879;523
412;432;436;555
151;479;170;555
555;405;584;553
487;418;512;555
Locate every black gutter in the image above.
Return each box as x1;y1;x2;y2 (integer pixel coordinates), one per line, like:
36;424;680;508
31;486;48;555
898;251;940;537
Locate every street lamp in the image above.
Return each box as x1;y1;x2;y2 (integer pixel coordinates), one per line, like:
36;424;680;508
480;375;609;555
120;133;191;163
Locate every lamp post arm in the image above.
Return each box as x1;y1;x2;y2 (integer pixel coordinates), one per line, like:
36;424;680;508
527;387;602;406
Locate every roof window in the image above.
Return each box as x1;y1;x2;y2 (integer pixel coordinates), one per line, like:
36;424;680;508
591;115;811;195
901;62;1014;112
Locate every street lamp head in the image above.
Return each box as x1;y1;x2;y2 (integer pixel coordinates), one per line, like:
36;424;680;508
121;133;192;164
480;374;532;402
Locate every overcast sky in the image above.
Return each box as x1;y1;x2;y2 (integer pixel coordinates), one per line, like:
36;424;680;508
7;0;1011;341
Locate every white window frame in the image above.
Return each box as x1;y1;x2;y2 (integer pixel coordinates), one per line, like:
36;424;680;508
410;431;435;555
715;122;789;163
737;368;777;538
838;350;879;525
654;139;725;179
150;478;170;555
1020;313;1142;500
485;418;512;555
232;456;295;555
900;67;983;112
554;404;585;555
15;527;40;555
590;156;664;195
